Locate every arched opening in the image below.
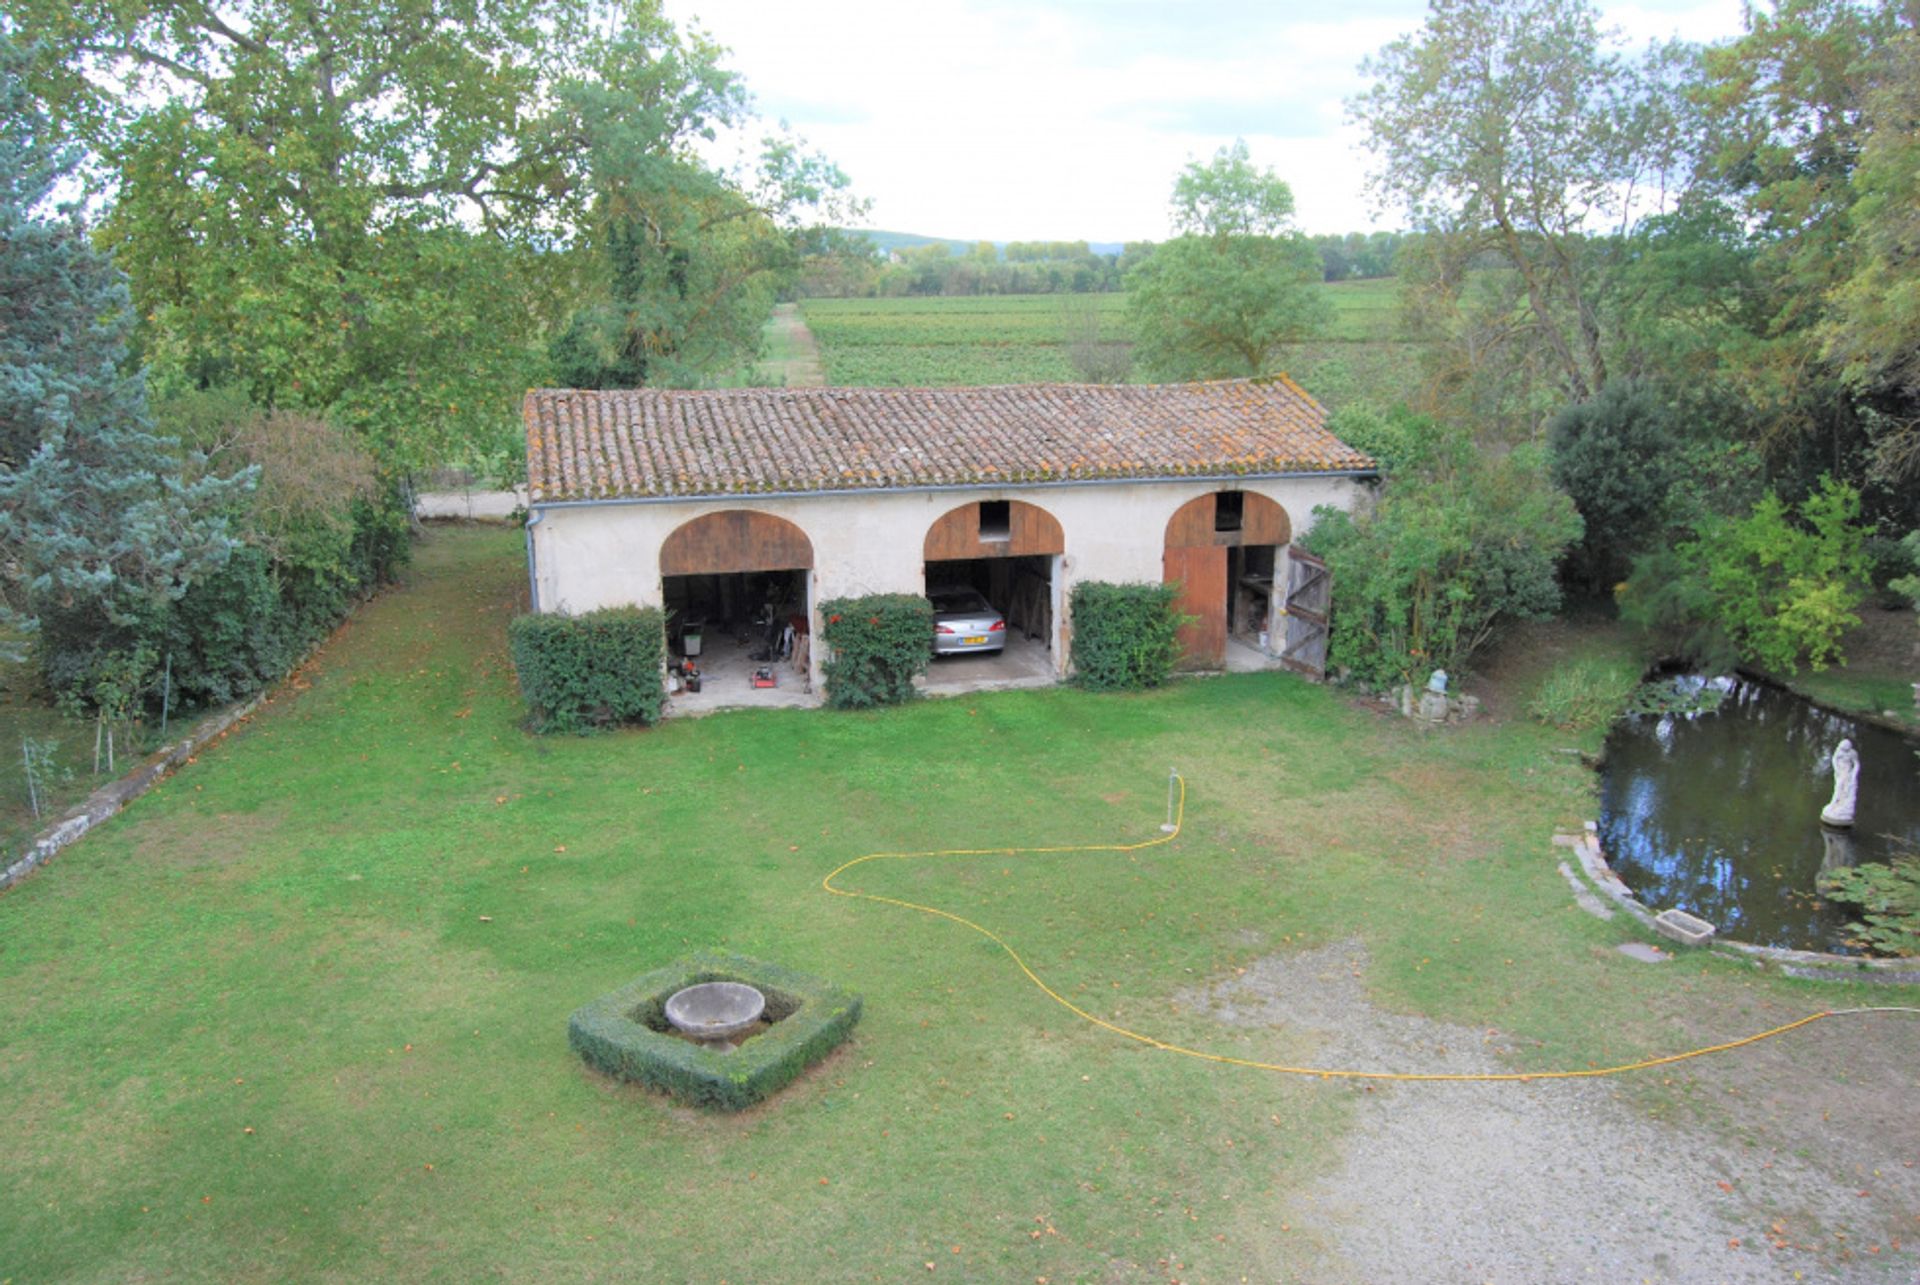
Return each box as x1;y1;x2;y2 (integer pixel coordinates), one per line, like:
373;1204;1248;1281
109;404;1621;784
661;509;814;576
660;510;816;702
1162;490;1291;669
922;498;1064;683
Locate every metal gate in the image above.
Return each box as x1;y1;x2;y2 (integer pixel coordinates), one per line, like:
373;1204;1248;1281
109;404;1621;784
1280;548;1330;678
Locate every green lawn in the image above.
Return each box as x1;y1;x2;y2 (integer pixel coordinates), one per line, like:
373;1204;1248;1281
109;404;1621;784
1;527;1908;1282
798;283;1423;408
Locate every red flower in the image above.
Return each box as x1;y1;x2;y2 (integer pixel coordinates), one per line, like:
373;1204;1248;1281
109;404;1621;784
828;613;841;624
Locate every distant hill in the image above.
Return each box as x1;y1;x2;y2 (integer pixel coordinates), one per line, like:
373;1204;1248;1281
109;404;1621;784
853;230;979;257
846;230;1128;259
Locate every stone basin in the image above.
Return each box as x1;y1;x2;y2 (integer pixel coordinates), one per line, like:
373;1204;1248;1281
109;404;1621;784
1654;907;1716;948
664;981;766;1043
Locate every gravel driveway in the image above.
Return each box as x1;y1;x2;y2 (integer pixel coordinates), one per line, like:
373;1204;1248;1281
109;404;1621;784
1182;941;1918;1284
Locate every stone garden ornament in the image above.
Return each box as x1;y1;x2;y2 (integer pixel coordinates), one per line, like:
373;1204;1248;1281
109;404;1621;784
1821;738;1859;828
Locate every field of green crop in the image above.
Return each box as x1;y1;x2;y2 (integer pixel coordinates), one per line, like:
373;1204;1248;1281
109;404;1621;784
798;294;1126;386
1319;276;1400;342
798;281;1423;408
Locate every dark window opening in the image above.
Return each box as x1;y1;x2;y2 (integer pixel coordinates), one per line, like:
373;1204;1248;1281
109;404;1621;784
1214;491;1244;533
979;500;1011;541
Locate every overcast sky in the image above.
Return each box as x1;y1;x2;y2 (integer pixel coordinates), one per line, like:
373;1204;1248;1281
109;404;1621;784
666;0;1753;243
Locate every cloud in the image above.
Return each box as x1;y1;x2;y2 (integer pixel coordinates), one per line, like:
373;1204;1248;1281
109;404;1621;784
672;0;1750;241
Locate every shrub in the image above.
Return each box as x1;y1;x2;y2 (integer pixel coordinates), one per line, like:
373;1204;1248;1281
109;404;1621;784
1324;402;1470;479
568;952;863;1111
1069;581;1188;691
1546;380;1684;593
30;388;410;718
1303;425;1582;689
819;594;933;709
1618;477;1870;675
509;606;666;733
156;545;302;707
1871;530;1920;611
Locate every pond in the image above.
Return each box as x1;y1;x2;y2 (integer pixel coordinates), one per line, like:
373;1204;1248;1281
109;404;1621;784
1596;675;1920;953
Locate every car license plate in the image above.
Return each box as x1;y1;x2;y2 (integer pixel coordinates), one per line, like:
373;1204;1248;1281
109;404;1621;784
963;635;989;645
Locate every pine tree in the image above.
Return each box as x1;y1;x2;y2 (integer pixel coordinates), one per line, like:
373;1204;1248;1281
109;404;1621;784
0;36;240;703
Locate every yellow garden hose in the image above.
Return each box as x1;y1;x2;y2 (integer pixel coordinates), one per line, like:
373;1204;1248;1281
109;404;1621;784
821;773;1917;1083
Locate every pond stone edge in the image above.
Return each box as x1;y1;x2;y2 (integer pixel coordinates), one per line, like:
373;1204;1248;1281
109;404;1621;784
1559;822;1920;983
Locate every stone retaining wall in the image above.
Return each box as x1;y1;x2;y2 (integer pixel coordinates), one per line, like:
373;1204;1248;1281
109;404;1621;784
0;693;269;892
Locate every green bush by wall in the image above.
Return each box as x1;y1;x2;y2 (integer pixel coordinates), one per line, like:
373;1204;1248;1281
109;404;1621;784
1068;581;1188;691
508;606;667;733
818;594;933;709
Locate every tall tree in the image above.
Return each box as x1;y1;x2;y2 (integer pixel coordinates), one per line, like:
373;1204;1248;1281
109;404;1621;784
8;0;840;466
1353;0;1692;426
550;116;861;388
1688;0;1919;502
1823;9;1920;481
1124;141;1329;380
0;35;237;659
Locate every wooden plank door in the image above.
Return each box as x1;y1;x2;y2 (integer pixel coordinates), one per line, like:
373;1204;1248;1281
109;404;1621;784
1164;544;1227;670
1280;547;1330;678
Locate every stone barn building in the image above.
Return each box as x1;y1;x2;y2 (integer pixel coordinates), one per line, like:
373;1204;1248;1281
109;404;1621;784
522;378;1374;706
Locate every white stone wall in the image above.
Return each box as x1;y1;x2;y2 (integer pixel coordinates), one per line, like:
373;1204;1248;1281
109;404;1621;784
528;475;1370;686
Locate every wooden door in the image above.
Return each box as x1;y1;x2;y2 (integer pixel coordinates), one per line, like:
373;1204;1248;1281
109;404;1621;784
1164;544;1227;670
1280;548;1330;678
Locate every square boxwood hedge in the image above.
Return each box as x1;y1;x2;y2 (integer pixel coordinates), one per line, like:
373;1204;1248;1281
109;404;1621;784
509;606;667;733
1069;580;1190;691
568;952;862;1111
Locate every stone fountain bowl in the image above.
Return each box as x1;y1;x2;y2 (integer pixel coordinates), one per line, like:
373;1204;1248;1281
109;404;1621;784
664;981;766;1042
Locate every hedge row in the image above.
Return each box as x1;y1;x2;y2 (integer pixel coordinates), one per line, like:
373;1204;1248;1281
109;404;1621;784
508;606;667;733
819;593;933;709
513;580;1193;727
1068;581;1190;691
567;952;863;1111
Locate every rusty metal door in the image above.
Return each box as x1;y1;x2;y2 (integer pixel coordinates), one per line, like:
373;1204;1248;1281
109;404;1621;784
1280;548;1330;678
1164;544;1227;670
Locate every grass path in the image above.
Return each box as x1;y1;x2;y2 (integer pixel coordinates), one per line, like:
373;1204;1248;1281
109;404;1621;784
1;527;1914;1282
760;303;826;387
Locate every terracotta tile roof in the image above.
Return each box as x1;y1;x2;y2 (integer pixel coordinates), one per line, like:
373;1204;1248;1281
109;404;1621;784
523;377;1375;503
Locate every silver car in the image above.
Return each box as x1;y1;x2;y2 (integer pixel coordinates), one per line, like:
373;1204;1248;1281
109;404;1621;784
929;586;1006;655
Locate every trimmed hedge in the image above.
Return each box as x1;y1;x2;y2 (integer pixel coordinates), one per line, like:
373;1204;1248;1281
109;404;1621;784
1069;581;1190;691
819;593;934;709
568;952;863;1111
508;606;667;733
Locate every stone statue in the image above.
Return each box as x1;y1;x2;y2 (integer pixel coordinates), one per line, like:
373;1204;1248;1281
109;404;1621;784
1821;738;1859;828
